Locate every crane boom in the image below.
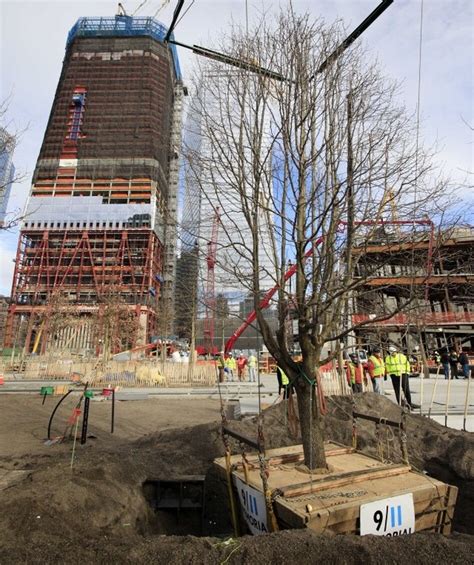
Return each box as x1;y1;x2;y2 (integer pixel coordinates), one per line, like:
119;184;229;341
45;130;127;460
224;218;434;354
224;237;325;354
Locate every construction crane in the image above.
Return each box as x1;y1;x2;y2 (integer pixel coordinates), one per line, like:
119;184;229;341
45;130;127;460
224;239;323;354
203;208;220;355
224;218;435;353
164;1;393;83
160;0;395;354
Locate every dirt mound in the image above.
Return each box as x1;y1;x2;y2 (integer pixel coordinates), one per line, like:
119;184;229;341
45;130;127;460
1;529;473;564
0;394;472;562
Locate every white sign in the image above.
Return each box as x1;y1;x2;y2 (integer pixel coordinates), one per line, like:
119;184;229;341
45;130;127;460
59;158;78;168
233;476;268;535
360;493;415;536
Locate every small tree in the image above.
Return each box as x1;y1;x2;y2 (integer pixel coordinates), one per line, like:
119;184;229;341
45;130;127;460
187;9;453;470
91;290;141;360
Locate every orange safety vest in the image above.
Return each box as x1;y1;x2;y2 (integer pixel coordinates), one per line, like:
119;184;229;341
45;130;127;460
347;363;364;384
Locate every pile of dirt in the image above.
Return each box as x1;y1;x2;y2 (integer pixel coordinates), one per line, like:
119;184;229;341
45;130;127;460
0;394;472;563
2;526;473;564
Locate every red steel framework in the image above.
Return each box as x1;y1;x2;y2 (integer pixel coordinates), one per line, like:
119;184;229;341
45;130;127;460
5;228;162;353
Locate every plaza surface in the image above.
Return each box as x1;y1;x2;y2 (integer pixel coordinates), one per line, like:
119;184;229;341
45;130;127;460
2;371;472;432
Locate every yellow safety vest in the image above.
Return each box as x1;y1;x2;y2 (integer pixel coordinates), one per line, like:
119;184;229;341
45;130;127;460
385;353;410;377
248;355;257;368
225;358;236;370
369;355;385;377
278;367;289;386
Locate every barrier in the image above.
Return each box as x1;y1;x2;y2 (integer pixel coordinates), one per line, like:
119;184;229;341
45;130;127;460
3;357;219;388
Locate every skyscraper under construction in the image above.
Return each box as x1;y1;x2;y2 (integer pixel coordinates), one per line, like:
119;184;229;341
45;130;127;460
5;16;184;354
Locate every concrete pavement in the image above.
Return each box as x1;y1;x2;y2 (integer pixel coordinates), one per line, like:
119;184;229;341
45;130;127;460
2;372;472;432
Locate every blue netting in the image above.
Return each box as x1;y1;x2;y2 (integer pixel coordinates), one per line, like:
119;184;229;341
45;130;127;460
67;16;182;80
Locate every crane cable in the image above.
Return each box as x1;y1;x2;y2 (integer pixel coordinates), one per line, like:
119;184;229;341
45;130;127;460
152;0;171;18
414;0;425;413
176;0;196;27
414;0;424;203
132;0;150;16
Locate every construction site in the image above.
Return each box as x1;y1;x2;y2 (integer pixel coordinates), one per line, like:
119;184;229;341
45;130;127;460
0;1;473;563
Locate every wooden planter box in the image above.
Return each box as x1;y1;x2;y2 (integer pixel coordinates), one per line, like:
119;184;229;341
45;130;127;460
214;442;457;536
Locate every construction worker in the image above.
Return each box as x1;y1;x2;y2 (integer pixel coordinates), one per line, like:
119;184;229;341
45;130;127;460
276;365;291;399
248;352;257;382
367;348;385;394
440;350;450;380
385;346;419;409
346;354;364;393
459;349;471;379
225;352;237;381
449;349;459;379
237;354;248;381
217;351;226;383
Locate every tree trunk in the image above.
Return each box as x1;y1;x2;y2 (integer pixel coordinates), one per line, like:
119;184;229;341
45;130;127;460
294;376;327;471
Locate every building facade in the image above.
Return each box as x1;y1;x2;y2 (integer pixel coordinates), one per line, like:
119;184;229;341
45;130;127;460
180;82;276;312
5;16;183;354
0;128;16;227
352;226;474;353
176;79;278;349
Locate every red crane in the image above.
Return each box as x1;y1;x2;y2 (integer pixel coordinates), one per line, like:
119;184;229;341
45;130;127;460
224;237;324;354
203;208;220;355
224;219;434;354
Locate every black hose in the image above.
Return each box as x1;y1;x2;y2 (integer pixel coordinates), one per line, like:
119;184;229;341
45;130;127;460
111;388;115;434
47;389;74;440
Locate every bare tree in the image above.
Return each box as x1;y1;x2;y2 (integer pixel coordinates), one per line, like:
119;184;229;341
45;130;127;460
91;289;141;360
186;9;454;470
0;98;28;230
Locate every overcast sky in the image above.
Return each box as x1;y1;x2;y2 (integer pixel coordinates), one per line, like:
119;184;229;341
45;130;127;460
0;0;473;295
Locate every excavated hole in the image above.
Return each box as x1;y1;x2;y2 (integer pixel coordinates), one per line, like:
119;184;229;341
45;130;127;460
142;470;233;537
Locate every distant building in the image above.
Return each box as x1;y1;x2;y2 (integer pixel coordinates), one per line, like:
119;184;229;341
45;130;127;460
0;128;15;227
181;81;276;315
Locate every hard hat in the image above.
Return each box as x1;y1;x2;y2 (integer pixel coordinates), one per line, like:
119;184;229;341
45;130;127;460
388;346;397;353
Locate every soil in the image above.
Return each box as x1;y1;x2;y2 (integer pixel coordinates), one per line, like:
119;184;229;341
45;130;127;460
0;392;472;563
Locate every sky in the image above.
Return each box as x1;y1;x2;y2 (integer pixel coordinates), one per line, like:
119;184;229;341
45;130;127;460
0;0;472;295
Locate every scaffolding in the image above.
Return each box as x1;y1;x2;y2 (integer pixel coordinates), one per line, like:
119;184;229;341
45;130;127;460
5;16;182;354
5;228;161;353
66;16;182;79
